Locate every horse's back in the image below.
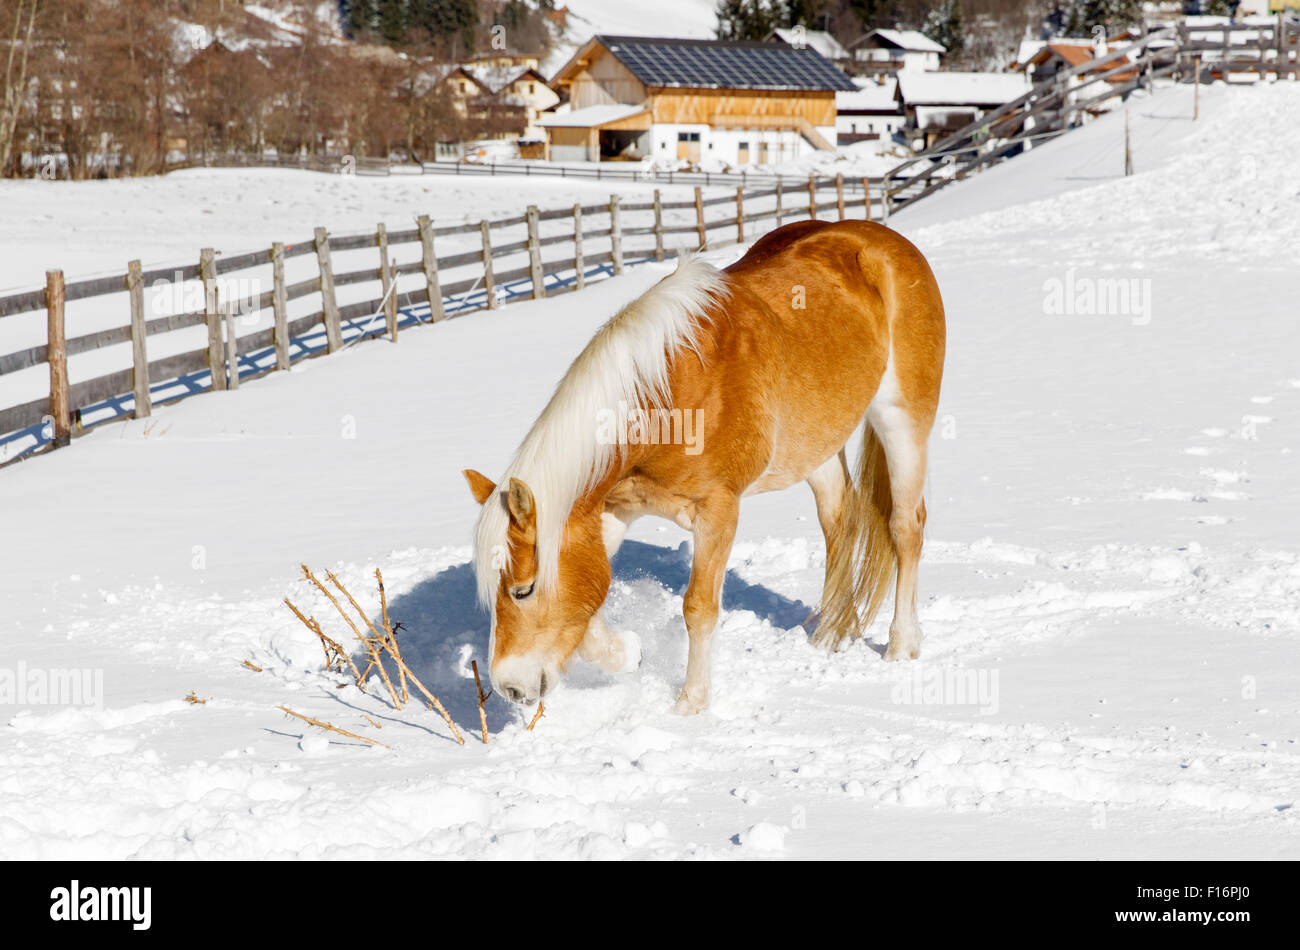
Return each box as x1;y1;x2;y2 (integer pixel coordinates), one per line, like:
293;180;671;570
707;220;945;488
723;219;944;393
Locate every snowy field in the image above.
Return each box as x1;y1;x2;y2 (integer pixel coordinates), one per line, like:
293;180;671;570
1;81;1298;859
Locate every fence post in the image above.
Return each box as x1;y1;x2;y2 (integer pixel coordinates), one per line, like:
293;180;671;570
314;227;343;352
694;186;705;250
573;203;585;290
526;205;545;300
417;215;445;322
881;178;892;224
45;269;70;448
835;173;845;220
376;222;398;341
608;194;623;275
127;259;150;418
270;242;290;369
481;220;498;309
862;177;871;221
735;186;744;244
775;178;783;227
807;175;817;220
224;301;239;390
1190;54;1201;121
653;189;664;262
1275;13;1284;80
200;247;226;391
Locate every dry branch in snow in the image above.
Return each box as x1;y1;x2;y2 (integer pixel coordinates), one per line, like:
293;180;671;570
284;566;465;746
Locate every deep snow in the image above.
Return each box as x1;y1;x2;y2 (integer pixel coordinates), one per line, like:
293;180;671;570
1;81;1298;859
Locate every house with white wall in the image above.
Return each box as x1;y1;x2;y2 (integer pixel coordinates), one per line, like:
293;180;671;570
848;29;946;72
542;35;855;166
835;76;904;151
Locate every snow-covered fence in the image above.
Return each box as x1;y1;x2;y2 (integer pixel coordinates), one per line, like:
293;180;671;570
881;18;1299;212
0;173;876;465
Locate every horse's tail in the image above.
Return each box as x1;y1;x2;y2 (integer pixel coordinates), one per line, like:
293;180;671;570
813;425;896;650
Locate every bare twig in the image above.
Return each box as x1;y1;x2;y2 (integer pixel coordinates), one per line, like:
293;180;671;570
472;660;490;745
284;596;361;683
527;702;545;732
283;566;466;747
184;691;207;705
383;649;465;746
242;660;263;673
277;705;389;749
302;565;400;707
375;569;408;704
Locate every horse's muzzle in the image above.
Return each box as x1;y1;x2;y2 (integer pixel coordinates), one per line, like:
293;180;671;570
495;667;550;706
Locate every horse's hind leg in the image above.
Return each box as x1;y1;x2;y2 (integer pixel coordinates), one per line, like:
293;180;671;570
869;410;929;661
806;449;853;644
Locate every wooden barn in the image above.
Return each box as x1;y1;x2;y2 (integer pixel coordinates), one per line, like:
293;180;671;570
542;35;855;165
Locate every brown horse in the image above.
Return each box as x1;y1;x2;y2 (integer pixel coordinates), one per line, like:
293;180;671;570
464;219;945;715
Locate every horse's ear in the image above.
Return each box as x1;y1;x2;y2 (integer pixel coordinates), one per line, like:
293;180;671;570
463;469;496;506
506;477;536;529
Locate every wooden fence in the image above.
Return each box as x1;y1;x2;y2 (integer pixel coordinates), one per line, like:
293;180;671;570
5;18;1294;465
0;173;878;464
883;19;1299;211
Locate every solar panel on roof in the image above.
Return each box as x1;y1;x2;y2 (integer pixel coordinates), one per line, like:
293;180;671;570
598;36;857;92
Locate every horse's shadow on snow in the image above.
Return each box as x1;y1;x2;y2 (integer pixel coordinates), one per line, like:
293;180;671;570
380;540;813;735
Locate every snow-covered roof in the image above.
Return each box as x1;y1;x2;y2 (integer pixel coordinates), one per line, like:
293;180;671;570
538;103;649;128
465;65;544;95
863;29;946;54
897;71;1029;107
767;28;849;61
837;77;900;113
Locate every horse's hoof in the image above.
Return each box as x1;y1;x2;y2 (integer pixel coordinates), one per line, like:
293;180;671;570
591;628;641;674
611;629;642;674
883;643;921;662
672;693;708;716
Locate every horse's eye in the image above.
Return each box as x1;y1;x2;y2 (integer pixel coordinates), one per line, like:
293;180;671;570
510;582;535;601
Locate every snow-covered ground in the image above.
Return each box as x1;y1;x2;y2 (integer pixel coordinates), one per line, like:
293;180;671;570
0;169;701;294
544;0;720;74
2;81;1298;859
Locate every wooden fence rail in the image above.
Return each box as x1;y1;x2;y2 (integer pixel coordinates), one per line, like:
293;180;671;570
6;17;1292;465
0;173;874;463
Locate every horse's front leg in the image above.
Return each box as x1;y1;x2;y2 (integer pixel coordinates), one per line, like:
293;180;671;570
577;509;642;674
578;609;641;674
674;493;740;715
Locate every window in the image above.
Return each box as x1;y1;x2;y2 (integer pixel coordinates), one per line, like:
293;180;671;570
677;131;700;142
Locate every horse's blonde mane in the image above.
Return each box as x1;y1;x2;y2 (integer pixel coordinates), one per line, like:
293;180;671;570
473;255;729;609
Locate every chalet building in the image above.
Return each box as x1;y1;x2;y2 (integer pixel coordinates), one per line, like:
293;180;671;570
1019;42;1139;86
835;76;904;150
542;35;855;165
895;71;1030;149
432;61;559;143
847;29;946;73
765;27;850;62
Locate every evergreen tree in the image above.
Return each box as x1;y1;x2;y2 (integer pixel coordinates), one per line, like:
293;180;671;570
344;0;377;39
378;0;406;44
921;0;963;57
715;0;786;41
849;0;900;32
408;0;478;48
1061;0;1143;38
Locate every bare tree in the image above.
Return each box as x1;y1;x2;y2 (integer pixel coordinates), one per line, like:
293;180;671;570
0;0;38;175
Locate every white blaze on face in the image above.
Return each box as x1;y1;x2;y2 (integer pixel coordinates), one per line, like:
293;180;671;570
490;648;556;706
